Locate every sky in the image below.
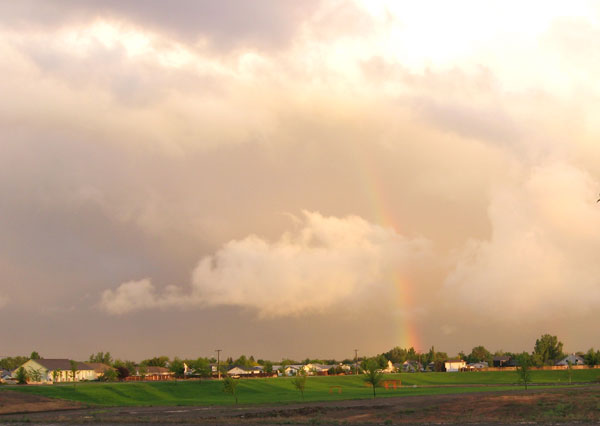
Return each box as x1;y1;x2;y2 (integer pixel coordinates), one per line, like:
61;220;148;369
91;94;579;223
1;0;600;362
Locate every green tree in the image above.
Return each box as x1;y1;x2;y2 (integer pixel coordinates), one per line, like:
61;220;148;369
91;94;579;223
69;360;79;388
52;369;61;383
137;365;147;378
169;358;185;378
383;347;408;364
516;353;532;390
0;356;28;371
99;368;118;382
291;369;307;401
222;377;239;404
30;351;41;360
189;358;212;377
16;367;28;384
141;356;169;367
362;359;384;398
28;368;42;382
263;361;273;375
585;348;600;367
468;346;492;364
533;334;563;365
88;352;113;365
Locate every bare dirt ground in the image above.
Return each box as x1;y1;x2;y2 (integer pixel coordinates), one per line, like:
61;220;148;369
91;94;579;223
0;389;82;415
2;386;600;424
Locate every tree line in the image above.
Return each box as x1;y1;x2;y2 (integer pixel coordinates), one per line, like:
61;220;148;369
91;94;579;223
4;333;599;380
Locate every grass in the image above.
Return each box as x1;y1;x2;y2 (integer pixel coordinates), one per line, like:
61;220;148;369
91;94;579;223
2;370;599;407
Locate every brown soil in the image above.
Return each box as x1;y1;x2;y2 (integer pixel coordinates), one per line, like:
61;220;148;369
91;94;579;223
2;386;600;424
0;389;83;414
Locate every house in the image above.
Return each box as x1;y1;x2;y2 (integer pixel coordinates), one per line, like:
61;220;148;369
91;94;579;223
275;364;303;376
0;369;13;383
128;366;174;381
85;363;115;380
556;354;585;366
381;360;397;373
303;364;333;375
18;359;96;383
401;360;422;373
493;356;514;368
444;358;466;372
226;365;264;377
466;362;488;370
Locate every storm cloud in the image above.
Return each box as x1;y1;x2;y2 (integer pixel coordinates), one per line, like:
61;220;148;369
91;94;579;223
1;1;600;360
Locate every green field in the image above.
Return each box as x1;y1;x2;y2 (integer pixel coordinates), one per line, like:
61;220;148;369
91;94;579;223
3;370;599;407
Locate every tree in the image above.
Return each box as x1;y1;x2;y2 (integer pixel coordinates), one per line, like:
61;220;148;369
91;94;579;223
0;356;28;371
52;369;61;383
585;348;600;367
169;358;185;378
116;366;130;381
468;346;492;364
141;356;169;367
16;367;28;384
222;377;239;404
516;353;532;390
28;368;42;382
89;352;113;365
533;334;563;366
30;351;41;360
189;358;212;378
291;369;307;401
362;359;384;398
70;360;79;388
263;361;273;375
99;368;118;382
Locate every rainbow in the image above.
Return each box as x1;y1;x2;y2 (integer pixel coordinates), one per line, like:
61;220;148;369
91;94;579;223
354;143;421;351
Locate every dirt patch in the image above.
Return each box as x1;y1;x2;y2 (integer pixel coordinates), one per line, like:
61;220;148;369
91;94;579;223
2;386;600;424
0;389;83;414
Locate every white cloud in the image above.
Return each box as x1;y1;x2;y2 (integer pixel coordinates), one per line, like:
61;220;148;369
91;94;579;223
99;211;432;316
445;162;600;319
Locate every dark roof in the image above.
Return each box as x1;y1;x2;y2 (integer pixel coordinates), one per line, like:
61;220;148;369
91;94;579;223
31;359;92;371
493;356;511;361
445;358;464;363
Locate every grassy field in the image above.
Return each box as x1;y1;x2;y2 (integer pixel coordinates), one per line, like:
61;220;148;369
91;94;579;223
3;370;599;407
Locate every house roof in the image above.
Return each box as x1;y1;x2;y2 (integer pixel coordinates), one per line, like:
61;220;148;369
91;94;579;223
144;366;171;374
493;356;511;361
30;359;92;371
445;358;465;363
86;363;114;373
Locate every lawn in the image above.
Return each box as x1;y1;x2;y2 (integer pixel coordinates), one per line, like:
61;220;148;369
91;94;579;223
2;370;599;407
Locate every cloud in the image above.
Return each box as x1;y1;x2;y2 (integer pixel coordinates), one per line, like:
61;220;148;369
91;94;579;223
0;0;322;50
445;162;600;320
99;211;432;316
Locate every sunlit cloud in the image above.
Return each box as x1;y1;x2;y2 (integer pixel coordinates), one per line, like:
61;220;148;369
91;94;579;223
99;212;432;317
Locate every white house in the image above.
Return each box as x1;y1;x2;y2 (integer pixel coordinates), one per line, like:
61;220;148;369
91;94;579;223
227;366;263;377
556;354;586;366
18;359;96;383
444;358;466;372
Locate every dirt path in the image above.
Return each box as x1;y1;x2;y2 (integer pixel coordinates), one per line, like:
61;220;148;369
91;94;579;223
2;386;600;424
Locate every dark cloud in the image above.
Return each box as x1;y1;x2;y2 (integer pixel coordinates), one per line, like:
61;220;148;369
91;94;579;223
0;0;322;50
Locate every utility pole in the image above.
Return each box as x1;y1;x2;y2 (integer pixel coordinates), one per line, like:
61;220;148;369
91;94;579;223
215;349;222;380
354;349;358;375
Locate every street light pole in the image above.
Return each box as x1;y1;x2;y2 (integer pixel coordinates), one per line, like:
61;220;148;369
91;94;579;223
354;349;358;375
215;349;222;380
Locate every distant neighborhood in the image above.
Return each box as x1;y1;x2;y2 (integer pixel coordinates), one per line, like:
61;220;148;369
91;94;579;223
1;334;598;385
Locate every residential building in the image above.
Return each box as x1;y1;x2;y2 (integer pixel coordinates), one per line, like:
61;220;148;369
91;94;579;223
18;359;95;383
